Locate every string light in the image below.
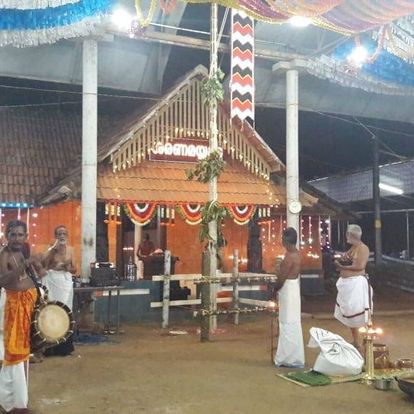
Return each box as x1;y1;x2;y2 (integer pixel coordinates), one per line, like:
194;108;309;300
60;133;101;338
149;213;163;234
30;209;38;248
300;217;305;249
0;202;31;208
308;216;313;247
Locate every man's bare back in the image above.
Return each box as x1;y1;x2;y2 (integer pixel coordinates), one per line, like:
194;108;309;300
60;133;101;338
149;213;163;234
277;247;301;289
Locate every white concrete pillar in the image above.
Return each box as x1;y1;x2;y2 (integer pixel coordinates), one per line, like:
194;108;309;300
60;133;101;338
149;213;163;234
134;223;142;264
134;223;143;279
208;2;219;332
81;39;98;281
286;69;300;235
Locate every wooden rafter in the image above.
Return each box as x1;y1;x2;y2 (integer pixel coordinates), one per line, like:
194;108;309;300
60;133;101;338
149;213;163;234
110;68;282;180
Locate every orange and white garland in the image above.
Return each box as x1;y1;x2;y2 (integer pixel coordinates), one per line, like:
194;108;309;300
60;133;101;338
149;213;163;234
124;202;157;226
227;205;256;225
124;202;258;226
177;203;203;225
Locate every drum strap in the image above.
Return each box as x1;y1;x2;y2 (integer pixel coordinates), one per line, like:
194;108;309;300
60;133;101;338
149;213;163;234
16;249;43;303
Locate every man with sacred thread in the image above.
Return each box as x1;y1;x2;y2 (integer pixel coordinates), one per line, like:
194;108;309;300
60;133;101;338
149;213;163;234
274;227;305;368
334;224;372;352
0;220;46;414
42;225;77;357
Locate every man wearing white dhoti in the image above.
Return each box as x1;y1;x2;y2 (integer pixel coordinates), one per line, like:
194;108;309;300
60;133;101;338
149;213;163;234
274;228;305;368
0;220;46;414
42;225;77;357
334;224;371;352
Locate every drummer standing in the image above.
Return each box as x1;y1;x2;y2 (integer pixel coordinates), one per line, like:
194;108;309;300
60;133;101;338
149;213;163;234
42;225;77;357
0;219;46;414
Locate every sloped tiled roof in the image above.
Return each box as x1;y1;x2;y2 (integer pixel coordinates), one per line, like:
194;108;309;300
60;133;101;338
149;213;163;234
0;66;321;212
97;160;289;206
0;104;126;204
0;106;82;203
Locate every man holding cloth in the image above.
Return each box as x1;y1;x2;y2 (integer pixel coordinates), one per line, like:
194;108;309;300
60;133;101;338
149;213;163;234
334;224;371;352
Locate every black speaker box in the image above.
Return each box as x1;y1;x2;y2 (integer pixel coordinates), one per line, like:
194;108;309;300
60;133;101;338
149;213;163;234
90;266;121;287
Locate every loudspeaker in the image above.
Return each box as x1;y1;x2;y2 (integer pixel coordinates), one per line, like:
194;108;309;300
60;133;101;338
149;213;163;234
90;263;121;287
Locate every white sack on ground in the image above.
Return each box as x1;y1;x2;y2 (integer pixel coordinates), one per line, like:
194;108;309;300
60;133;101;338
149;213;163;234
308;327;364;376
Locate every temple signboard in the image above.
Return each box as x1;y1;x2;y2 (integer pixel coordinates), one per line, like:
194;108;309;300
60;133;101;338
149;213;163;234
150;139;208;163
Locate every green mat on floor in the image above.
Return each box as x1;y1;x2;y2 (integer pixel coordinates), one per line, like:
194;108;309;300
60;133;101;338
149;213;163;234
278;370;363;387
279;368;414;387
284;370;332;386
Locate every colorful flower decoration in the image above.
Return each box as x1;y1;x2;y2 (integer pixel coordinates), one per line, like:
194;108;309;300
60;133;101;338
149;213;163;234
177;203;203;225
227;204;256;225
185;0;414;35
124;202;157;226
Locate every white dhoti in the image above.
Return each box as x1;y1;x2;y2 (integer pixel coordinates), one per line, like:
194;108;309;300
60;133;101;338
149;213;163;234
334;276;373;328
0;362;28;412
274;278;305;368
0;288;5;361
43;270;74;310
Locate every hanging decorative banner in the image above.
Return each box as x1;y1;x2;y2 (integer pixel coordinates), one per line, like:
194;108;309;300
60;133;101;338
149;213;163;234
227;204;256;225
373;17;414;65
0;0;78;8
230;9;254;122
332;39;414;88
124;202;157;226
306;54;414;96
0;0;113;47
177;203;203;225
186;0;414;35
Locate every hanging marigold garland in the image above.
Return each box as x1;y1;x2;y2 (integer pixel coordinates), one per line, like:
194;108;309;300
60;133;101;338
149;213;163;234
134;0;157;28
227;205;256;225
177;203;203;225
124;202;157;226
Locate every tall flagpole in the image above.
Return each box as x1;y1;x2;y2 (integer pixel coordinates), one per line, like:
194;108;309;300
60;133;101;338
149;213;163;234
201;3;219;342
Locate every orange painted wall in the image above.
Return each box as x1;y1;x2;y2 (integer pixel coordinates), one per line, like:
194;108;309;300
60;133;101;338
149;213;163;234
0;202;324;278
165;214;249;274
166;214;203;274
260;216;323;274
221;218;249;272
1;201;82;272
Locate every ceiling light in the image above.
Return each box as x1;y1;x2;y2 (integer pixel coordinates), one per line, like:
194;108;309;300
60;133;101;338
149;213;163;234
379;183;403;195
347;46;368;67
288;16;312;28
111;7;133;31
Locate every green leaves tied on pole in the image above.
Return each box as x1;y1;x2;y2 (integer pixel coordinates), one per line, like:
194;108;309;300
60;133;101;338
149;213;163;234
201;69;225;106
185;150;225;183
199;201;227;248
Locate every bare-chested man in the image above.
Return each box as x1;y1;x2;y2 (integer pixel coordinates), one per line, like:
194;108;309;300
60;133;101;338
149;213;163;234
274;227;305;368
0;219;46;414
42;225;77;357
334;224;371;351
